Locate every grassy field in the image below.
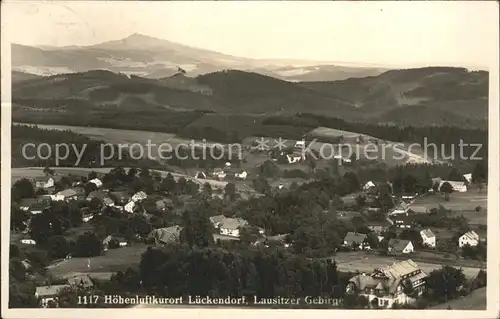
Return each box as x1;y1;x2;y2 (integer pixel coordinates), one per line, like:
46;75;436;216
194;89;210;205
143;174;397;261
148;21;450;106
432;287;486;310
412;191;488;225
48;244;147;280
331;251;482;279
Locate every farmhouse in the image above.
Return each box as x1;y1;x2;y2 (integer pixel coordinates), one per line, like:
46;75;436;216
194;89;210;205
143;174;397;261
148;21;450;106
463;173;472;184
103;197;115;207
459;230;480;248
439;180;467;193
55;189;78;202
420;229;436;248
33;176;55;189
363;181;376;191
35;284;70;307
124;201;136;213
210;215;249;238
346;259;427;308
388;239;414;254
132;191;147;202
343;232;371;250
88;178;103;188
148;225;183;245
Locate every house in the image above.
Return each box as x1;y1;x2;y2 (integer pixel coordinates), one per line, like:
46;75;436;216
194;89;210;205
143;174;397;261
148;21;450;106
102;235;128;251
463;173;473;184
212;168;227;180
420;229;436;248
210;215;249;237
438;180;467;193
20;234;36;245
343;232;371;250
363;181;376;191
33;176;55;189
345;259;427;308
132;191;147;202
35;284;70;307
388;239;414;254
67;275;93;288
88;178;103;188
109;191;131;205
124;201;136;213
55;189;78;202
148;225;183;245
459;230;480;248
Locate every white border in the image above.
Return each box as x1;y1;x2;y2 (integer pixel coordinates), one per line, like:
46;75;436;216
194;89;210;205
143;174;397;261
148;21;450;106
1;1;499;319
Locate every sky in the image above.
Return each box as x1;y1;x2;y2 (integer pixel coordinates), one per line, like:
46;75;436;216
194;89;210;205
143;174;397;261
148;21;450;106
1;1;498;68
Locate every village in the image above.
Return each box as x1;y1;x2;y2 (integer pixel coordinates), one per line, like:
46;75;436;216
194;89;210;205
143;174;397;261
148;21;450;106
10;134;488;309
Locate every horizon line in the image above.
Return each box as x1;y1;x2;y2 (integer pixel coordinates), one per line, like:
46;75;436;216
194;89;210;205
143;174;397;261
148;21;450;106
10;32;488;71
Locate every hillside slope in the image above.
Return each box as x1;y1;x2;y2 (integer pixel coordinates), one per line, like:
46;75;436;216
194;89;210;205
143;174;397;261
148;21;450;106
299;67;488;126
11;67;488;129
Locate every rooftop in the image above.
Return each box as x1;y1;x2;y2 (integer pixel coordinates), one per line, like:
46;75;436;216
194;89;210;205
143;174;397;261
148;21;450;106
36;284;70;297
388;238;412;251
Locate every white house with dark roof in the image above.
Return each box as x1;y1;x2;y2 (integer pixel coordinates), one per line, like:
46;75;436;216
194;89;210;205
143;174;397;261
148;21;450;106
459;230;480;247
463;173;473;184
346;259;427;308
388;239;414;254
210;215;249;237
420;229;436;248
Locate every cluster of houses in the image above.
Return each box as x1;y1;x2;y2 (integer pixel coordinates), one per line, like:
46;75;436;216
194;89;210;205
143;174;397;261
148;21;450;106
195;162;248;181
35;274;94;307
346;259;427;308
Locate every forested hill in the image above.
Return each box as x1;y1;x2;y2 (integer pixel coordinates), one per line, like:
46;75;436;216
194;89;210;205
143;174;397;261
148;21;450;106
12;67;488;129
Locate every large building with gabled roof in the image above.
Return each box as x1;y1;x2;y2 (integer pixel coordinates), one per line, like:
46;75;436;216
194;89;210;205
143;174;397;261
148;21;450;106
346;259;427;308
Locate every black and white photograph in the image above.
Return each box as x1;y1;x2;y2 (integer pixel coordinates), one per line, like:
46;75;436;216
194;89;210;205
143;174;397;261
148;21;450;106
1;1;499;318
